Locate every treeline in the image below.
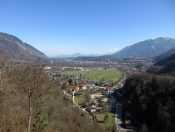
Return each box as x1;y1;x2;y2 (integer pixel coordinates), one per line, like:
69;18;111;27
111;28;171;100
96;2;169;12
121;74;175;132
0;62;104;132
74;55;119;62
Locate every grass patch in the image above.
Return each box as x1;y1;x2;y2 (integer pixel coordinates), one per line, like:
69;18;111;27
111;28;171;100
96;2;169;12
74;91;89;105
96;113;105;122
104;112;115;126
96;112;115;128
74;95;86;105
61;69;123;80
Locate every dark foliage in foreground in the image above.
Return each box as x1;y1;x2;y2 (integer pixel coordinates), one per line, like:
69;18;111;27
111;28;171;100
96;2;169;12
121;74;175;132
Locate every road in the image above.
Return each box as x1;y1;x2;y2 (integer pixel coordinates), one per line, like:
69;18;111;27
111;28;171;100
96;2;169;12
72;91;78;106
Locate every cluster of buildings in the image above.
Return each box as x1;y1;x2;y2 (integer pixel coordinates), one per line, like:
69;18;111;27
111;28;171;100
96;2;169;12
59;75;116;117
44;64;137;131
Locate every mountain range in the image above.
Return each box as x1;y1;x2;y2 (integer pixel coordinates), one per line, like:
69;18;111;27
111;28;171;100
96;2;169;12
55;53;102;58
0;32;46;61
75;37;175;61
1;32;175;62
112;37;175;58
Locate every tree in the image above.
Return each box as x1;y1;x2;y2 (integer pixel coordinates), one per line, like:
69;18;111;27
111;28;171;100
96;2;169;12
68;78;73;85
104;113;109;123
140;124;148;132
35;104;48;132
85;91;90;102
0;61;10;131
9;63;52;132
62;81;67;89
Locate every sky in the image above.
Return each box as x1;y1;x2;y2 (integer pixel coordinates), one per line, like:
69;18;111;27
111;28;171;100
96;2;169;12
0;0;175;57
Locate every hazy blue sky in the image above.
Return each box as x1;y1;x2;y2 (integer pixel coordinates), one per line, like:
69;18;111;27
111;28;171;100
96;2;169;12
0;0;175;57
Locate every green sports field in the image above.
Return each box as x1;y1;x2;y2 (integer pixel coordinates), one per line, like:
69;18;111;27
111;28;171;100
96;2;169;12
61;69;123;80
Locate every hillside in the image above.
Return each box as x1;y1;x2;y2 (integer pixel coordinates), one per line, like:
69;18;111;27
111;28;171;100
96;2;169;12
154;48;175;62
156;53;175;66
153;53;175;75
0;63;105;132
118;74;175;132
112;37;175;58
0;32;47;61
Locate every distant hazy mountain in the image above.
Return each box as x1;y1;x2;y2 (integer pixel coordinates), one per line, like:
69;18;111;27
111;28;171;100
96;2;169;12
112;37;175;58
0;32;46;61
55;53;101;58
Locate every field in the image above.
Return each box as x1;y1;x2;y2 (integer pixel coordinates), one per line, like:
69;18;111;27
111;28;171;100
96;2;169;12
96;112;115;128
61;69;123;80
74;91;87;105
